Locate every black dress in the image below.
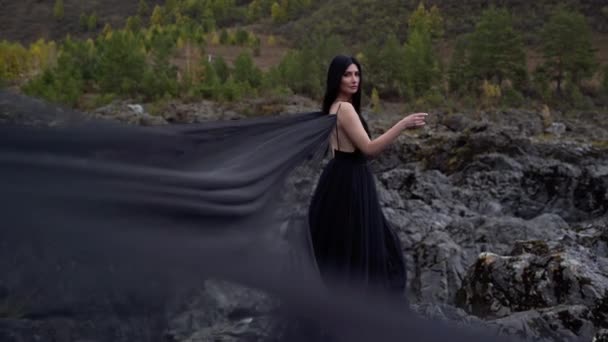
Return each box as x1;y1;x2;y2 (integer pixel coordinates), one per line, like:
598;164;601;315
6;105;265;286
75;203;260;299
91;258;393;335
308;114;407;295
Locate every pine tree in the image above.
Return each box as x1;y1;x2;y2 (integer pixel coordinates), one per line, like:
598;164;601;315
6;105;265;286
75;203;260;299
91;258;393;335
212;56;230;83
126;16;142;32
252;37;261;57
379;34;405;95
235;29;249;46
468;7;527;87
150;5;164;26
95;31;146;95
141;32;178;99
448;37;469;94
402;3;443;98
198;58;220;99
233;51;261;87
101;24;113;40
201;6;216;32
138;0;150;19
53;0;64;21
247;0;263;21
219;29;229;45
79;13;88;31
87;13;98;31
271;2;287;23
541;5;597;94
407;3;443;39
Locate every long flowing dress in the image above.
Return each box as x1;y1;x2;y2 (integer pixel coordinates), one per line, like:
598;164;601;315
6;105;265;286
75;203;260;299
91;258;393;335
308;115;407;294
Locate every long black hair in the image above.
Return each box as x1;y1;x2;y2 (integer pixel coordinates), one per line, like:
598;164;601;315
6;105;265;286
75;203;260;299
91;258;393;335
321;55;370;137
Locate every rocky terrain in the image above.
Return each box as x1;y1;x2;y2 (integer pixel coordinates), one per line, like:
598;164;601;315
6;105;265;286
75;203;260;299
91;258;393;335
0;93;607;341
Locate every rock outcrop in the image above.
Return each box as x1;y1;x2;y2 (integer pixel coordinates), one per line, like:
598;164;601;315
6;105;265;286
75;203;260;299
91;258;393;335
1;93;607;341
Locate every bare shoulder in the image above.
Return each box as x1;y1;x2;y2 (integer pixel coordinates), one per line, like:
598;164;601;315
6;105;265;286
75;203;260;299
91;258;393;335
333;102;358;122
333;101;355;112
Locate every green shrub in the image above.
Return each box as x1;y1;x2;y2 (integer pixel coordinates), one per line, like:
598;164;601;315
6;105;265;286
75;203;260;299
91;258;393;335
501;87;525;108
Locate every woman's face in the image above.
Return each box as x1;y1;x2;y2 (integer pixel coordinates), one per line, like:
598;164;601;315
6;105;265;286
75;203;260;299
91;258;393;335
339;63;360;97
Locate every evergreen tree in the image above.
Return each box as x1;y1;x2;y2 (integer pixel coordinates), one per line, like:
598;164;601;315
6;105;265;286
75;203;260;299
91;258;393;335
164;0;180;22
403;28;440;98
235;29;250;46
541;5;597;94
368;34;403;96
468;7;527;87
448;37;469;94
126;16;142;32
22;38;94;106
212;56;230;83
28;39;57;72
53;0;64;21
219;29;229;45
407;3;443;39
151;5;164;26
79;13;88;31
201;6;216;32
78;13;89;31
101;24;113;39
402;4;443;98
247;0;263;21
87;13;98;31
198;58;220;99
271;2;287;23
138;0;150;18
233;51;261;87
141;31;178;100
95;31;146;95
252;37;262;57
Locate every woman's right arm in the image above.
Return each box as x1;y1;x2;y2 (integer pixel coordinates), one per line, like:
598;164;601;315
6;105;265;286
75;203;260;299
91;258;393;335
337;102;427;157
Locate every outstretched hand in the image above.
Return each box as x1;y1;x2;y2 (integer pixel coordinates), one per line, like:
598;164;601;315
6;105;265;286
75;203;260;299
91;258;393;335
401;112;428;130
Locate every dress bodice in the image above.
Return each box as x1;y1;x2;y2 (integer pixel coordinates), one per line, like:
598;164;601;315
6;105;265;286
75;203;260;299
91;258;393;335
333;149;367;164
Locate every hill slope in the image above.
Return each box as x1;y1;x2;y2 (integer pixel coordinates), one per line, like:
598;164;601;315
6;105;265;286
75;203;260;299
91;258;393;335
2;0;607;45
278;0;608;45
0;0;163;43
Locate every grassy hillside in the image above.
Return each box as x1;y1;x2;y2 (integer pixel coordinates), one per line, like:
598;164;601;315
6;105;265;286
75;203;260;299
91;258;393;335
1;0;607;112
3;0;606;72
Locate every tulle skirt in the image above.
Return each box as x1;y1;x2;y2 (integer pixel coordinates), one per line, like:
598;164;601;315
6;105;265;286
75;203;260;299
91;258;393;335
308;150;406;294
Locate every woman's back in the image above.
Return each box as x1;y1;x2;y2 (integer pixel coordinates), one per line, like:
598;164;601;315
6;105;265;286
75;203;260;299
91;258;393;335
328;101;358;154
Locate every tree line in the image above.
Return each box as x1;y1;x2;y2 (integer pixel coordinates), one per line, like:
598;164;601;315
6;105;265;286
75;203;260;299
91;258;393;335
0;1;606;111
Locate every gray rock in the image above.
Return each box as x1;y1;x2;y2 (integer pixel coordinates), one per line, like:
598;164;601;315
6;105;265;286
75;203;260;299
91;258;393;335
92;101;167;126
594;329;608;342
2;95;608;342
167;280;278;342
490;305;595;342
545;122;567;137
454;241;608;340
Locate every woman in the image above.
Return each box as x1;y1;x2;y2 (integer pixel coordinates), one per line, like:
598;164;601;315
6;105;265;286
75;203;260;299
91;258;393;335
308;55;427;296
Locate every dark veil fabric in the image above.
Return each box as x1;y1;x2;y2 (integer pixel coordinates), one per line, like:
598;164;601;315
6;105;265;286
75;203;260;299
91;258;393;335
0;91;521;342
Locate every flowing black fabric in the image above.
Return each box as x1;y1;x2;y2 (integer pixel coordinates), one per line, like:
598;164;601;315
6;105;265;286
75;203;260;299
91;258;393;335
309;149;406;293
0;91;522;342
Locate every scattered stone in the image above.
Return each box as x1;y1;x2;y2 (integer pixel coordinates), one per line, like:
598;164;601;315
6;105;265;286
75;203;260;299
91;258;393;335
1;92;607;341
545;122;567;136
